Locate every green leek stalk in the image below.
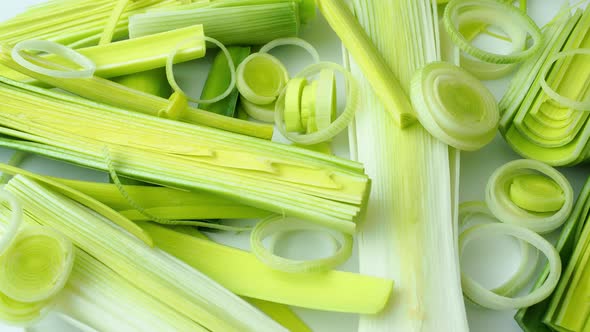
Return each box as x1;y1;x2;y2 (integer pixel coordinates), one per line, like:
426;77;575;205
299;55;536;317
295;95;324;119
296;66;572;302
246;298;311;332
0;77;369;234
112;68;172;98
200;46;251;116
515;176;590;331
339;0;469;330
0;50;273;139
129;2;300;45
4;175;287;332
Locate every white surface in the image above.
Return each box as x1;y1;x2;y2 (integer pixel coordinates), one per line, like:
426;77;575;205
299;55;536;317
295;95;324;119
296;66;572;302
0;1;586;332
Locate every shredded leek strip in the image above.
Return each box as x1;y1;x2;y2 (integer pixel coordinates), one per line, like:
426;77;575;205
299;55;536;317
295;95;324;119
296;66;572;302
459;202;539;297
443;0;542;64
6;175;288;332
0;78;369;234
276;62;358;145
460;222;561;310
251;215;353;273
129;2;300;45
0;163;152;246
245;298;312;332
241;98;276;123
317;0;416;127
99;0;130;45
237;53;289;105
137;221;393;314
410;61;499;151
0;51;274;139
167;36;237;105
259;37;321;64
486;159;574;234
11;40;96;79
516;175;590;332
158;92;188;120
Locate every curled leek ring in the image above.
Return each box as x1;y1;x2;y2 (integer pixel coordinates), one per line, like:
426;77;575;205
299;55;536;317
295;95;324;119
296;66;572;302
275;62;359;145
259;37;321;64
0;190;22;257
240;98;275;123
460;222;561;310
459;202;539;297
11;40;96;79
443;0;543;64
250;215;353;273
485;159;573;234
237;53;289;105
0;292;53;326
0;225;74;303
410;61;499;151
166;36;235;105
539;49;590;111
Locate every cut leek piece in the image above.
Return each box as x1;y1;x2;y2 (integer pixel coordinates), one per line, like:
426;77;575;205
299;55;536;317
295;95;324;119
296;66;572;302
346;0;469;331
200;46;251;117
137;221;393;314
284;77;307;132
246;298;311;332
158;92;188;120
237;53;289;105
317;0;416;127
259;37;321;65
301;81;318;133
315;69;337;131
129;2;301;45
5;175;287;332
98;0;130;45
250;215;353;273
460;222;561;310
241;98;276;123
112;68;172;99
486;159;573;234
0;77;369;234
0;50;274;139
410;61;499;151
516;176;590;332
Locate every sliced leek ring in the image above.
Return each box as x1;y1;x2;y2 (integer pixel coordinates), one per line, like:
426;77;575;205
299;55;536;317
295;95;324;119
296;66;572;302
237;53;289;105
259;37;321;64
539;49;590;111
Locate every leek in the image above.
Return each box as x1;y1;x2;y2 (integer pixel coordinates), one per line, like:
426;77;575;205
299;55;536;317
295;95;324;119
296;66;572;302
5;175;287;332
338;0;469;331
112;68;172;99
237;53;289;105
0;77;370;234
245;298;311;332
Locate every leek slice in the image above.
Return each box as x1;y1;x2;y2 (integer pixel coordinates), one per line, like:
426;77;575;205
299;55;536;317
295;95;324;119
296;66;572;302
11;40;96;79
460;222;561;310
276;62;358;145
410;61;499;151
259;37;321;64
241;98;276;123
250;215;353;273
237;53;289;105
510;174;565;213
539;49;590;111
284;77;307;132
300;80;318;133
486;159;574;234
443;0;542;64
315;69;337;131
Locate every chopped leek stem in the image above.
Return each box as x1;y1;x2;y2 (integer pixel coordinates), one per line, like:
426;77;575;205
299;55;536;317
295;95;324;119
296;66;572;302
486;159;574;234
12;40;96;79
250;215;353;273
158;92;188;120
237;53;289;105
98;0;130;45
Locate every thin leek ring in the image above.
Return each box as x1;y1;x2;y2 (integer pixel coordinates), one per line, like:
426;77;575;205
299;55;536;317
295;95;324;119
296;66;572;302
539;49;590;111
410;61;499;151
240;98;275;123
459;201;539;297
443;0;543;64
236;53;289;105
166;36;236;105
485;159;573;234
11;40;96;78
259;37;321;64
275;62;358;145
0;190;22;256
460;222;561;310
250;215;353;273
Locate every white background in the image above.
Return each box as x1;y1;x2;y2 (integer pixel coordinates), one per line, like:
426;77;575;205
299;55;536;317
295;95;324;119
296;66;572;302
0;1;587;331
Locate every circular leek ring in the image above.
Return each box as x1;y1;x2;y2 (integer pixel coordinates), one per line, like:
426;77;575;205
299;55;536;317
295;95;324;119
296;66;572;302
539;49;590;111
259;37;321;64
250;215;353;273
443;0;542;64
315;69;337;131
240;98;275;123
237;53;289;105
459;201;539;297
410;61;499;151
485;159;573;234
0;292;53;326
0;225;74;303
275;62;358;145
166;36;236;105
0;190;23;256
460;222;561;310
11;40;96;78
284;77;307;132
